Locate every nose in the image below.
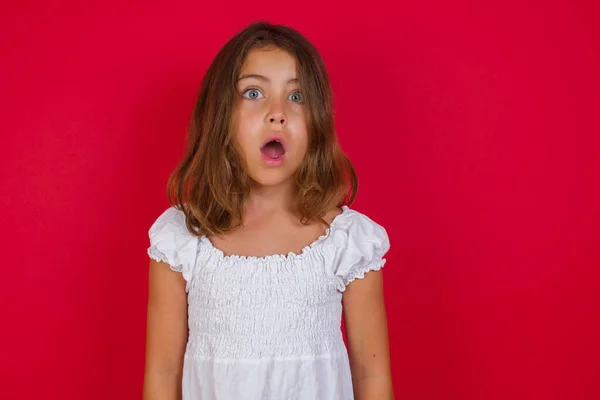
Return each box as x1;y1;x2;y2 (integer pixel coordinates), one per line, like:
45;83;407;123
266;100;287;126
269;114;285;125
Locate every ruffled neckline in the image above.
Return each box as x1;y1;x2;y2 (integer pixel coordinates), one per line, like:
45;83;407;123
200;206;350;263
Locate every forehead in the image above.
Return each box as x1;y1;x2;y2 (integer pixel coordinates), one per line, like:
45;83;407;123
239;47;298;78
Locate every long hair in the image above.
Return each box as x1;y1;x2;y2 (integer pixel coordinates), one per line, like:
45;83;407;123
167;21;358;237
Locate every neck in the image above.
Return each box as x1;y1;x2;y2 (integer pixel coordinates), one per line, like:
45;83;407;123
245;180;297;216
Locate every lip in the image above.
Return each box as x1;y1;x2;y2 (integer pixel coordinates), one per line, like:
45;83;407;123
260;133;287;166
260;133;287;153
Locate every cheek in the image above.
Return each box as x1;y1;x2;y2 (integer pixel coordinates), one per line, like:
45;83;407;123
234;110;258;150
238;105;264;128
289;114;309;152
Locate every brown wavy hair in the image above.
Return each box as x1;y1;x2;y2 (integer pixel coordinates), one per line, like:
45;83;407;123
166;21;358;237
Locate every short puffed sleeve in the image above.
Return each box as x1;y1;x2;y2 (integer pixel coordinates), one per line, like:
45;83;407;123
332;211;390;292
147;207;198;293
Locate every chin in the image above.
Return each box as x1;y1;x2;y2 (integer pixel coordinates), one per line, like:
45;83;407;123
248;169;296;188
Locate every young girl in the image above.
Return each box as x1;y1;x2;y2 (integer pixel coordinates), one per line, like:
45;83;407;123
143;21;394;400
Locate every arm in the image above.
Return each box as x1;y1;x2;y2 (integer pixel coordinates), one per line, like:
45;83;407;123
342;270;394;400
143;260;189;400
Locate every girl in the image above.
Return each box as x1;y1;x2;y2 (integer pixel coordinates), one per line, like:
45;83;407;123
143;21;394;400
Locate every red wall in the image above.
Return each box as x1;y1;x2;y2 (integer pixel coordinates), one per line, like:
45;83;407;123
1;1;599;399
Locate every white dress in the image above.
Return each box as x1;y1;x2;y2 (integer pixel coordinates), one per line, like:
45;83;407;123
147;205;390;400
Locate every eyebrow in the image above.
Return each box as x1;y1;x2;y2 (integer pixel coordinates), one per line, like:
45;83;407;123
237;74;299;84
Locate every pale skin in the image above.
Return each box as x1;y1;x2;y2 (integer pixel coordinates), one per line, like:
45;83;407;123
143;46;393;399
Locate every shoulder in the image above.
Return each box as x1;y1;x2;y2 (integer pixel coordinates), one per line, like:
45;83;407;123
336;206;389;244
149;206;190;237
147;206;199;276
329;205;391;291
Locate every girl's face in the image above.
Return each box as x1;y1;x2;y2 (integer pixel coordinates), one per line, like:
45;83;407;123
233;46;309;189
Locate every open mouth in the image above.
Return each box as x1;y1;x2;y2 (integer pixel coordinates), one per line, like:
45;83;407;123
260;138;286;160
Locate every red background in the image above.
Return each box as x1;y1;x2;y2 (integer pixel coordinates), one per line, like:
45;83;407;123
1;1;599;399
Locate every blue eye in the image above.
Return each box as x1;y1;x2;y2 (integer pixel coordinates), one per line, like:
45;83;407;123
243;88;263;99
289;91;303;103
